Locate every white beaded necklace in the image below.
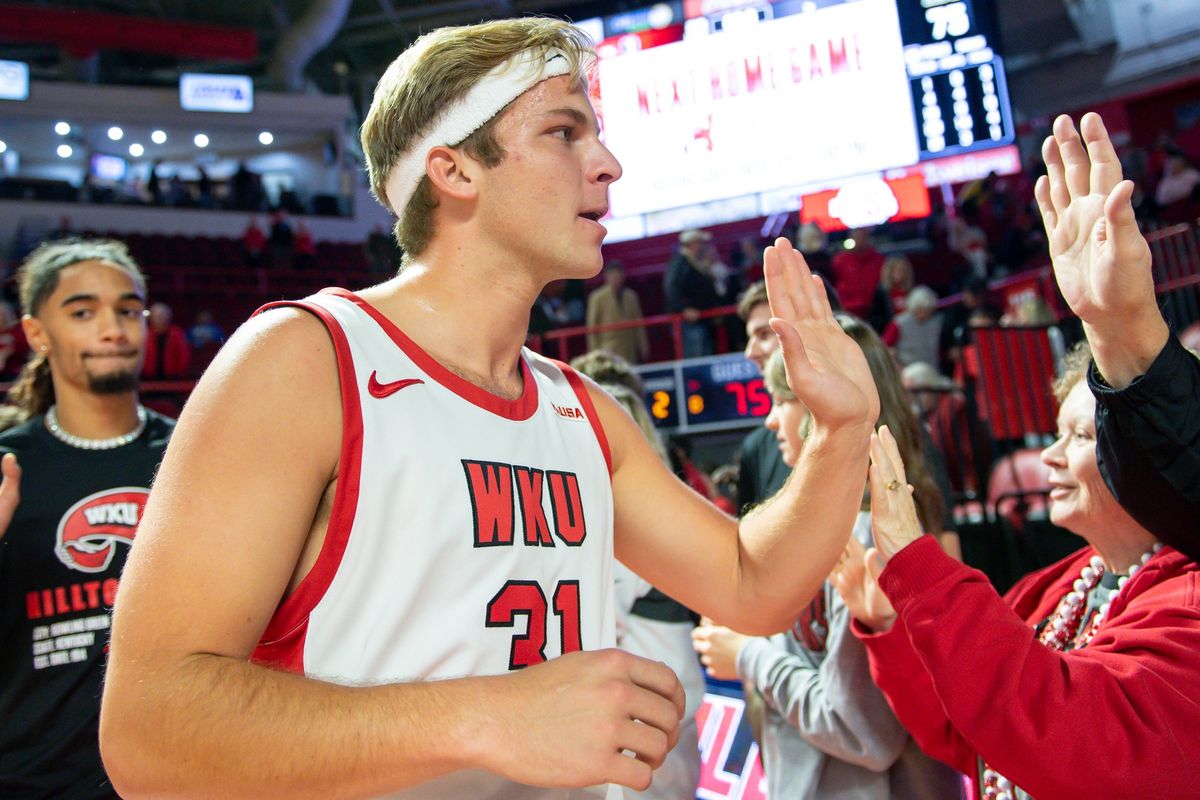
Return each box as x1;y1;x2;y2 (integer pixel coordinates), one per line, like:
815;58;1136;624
981;541;1163;800
45;404;148;450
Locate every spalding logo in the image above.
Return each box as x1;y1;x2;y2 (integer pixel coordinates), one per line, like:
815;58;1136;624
54;487;149;573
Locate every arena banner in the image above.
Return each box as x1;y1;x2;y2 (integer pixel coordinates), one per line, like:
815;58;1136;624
695;682;766;799
598;0;918;217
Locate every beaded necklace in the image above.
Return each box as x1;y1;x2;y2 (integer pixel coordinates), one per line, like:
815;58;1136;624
45;404;148;450
980;542;1163;800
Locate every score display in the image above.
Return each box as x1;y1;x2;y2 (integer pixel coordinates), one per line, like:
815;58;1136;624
636;353;771;433
897;0;1012;159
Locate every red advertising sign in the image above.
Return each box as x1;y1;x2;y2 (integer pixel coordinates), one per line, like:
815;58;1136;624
800;173;931;232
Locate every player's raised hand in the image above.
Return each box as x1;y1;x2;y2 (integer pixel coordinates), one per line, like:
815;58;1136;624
1034;113;1155;335
0;452;21;540
762;237;878;433
480;648;685;792
831;536;896;633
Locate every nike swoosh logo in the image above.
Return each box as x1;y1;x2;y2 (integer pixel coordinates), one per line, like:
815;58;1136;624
367;371;425;398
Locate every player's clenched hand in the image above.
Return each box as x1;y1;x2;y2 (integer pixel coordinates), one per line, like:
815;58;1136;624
762;237;878;434
479;649;685;792
0;453;21;540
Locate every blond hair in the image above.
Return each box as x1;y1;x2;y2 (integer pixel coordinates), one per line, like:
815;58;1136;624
1052;340;1092;403
362;18;595;259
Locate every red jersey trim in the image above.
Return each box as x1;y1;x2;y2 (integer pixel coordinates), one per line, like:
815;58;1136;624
320;287;539;422
556;361;613;476
248;299;365;673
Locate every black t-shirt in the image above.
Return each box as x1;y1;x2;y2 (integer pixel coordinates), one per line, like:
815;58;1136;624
0;411;173;799
736;425;790;514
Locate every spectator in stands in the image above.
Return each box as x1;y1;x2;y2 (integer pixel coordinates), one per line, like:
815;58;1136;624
232;161;262;212
560;279;588;326
585;260;648;364
947;208;989;279
366;224;399;275
148;161;164;206
142;302;191;380
570;349;703;800
0;300;27;379
694;340;960;800
242;218;266;268
1153;152;1200;219
796;223;832;282
885;285;942;369
941;275;1001;363
293;223;316;271
867;254;914;333
830;228;884;319
1038;111;1200;554
730;235;764;286
993;205;1045;273
664;228;723;357
268;210;294;271
734;282;790;513
196;166;214;209
187;310;226;349
834;345;1200;800
901;361;953;421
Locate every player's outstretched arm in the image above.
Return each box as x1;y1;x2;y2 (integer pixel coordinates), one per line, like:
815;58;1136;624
608;238;877;635
1034;112;1169;387
100;309;683;799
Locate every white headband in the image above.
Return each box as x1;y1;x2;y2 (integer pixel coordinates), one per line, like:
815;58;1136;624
383;47;571;216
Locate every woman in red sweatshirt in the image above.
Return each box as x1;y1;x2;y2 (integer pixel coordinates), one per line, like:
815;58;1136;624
834;346;1200;800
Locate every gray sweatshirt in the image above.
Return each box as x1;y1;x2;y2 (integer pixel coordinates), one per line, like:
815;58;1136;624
736;513;963;800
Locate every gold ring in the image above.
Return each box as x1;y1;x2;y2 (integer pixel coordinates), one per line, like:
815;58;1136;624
885;479;901;491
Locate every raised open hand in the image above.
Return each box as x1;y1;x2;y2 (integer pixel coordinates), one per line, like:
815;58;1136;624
831;536;896;633
866;426;922;560
1034;113;1155;336
0;452;20;540
762;237;879;434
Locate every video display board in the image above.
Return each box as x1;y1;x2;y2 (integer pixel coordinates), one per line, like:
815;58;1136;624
583;0;1016;239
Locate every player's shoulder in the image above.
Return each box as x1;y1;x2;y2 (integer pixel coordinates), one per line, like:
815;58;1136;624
208;302;339;385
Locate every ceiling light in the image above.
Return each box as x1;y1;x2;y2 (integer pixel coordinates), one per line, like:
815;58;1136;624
57;144;73;158
107;126;124;141
129;143;144;157
194;133;209;148
151;129;167;144
258;131;274;145
0;140;7;154
54;121;70;136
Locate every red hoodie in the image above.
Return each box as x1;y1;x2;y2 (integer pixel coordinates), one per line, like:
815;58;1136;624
854;535;1200;799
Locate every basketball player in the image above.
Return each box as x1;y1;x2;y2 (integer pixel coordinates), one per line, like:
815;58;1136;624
0;239;173;798
100;18;878;799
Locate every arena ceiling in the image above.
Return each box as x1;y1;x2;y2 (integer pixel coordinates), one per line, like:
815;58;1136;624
1;0;1197;120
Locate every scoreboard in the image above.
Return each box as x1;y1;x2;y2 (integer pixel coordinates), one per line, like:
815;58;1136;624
636;353;772;433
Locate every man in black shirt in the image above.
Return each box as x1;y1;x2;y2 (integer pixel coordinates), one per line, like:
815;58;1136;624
1037;111;1199;553
735;282;791;513
0;239;174;798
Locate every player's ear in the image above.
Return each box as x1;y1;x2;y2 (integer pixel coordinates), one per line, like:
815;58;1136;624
21;315;47;354
426;146;478;202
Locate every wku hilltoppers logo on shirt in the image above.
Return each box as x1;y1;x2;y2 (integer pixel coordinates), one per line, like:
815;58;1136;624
54;487;149;573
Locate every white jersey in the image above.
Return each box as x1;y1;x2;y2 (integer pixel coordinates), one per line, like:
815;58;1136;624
252;289;619;800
